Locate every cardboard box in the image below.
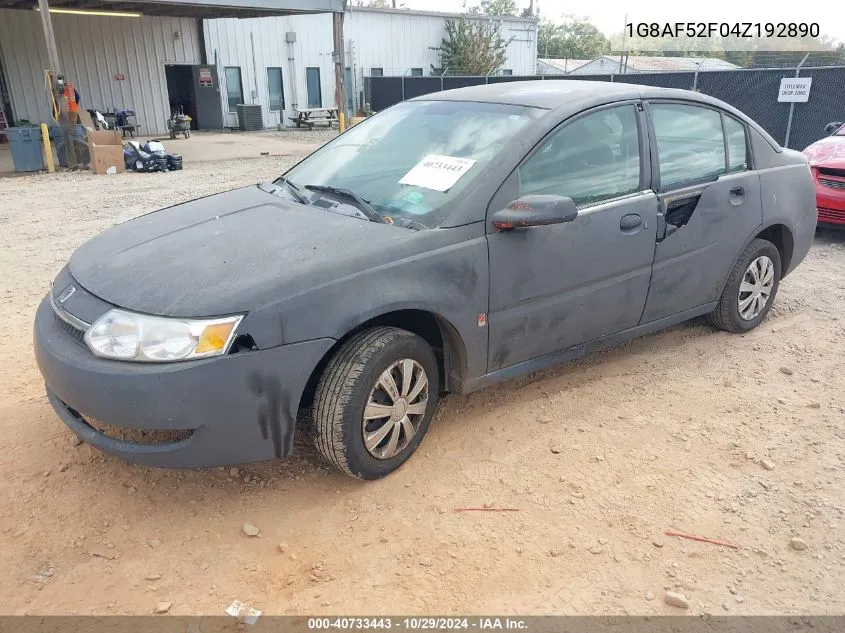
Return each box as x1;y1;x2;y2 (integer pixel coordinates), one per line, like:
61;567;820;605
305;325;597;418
77;109;95;131
87;129;125;175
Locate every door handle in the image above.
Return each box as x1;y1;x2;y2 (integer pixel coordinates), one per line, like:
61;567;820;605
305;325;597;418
620;214;642;232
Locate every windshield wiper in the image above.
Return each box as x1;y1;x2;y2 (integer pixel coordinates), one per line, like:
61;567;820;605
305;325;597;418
304;184;387;224
269;177;309;204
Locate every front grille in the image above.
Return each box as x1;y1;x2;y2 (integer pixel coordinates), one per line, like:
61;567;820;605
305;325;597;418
86;418;194;444
819;207;845;224
819;177;845;190
819;167;845;178
54;312;87;347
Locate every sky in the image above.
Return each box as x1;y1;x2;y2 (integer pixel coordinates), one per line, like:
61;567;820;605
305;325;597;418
397;0;845;45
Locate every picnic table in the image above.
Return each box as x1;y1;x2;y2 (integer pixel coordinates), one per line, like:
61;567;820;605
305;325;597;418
288;107;339;130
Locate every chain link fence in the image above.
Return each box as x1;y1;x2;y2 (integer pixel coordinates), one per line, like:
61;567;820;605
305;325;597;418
364;66;845;152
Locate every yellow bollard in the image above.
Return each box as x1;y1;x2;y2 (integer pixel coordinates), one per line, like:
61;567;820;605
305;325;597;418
40;123;55;173
338;111;346;133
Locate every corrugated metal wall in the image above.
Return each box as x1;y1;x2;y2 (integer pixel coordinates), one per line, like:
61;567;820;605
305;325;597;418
0;9;201;134
203;9;538;129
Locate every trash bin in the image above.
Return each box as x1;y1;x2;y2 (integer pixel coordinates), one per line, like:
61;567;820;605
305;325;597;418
6;126;44;172
49;124;89;167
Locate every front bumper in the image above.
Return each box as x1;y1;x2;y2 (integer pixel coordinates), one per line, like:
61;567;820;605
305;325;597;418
814;179;845;226
34;296;335;468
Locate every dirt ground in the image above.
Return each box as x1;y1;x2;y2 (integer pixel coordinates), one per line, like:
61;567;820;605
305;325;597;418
1;131;843;617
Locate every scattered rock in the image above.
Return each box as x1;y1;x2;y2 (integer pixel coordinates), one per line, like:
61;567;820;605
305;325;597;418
549;549;564;558
728;585;738;595
598;537;609;545
154;601;172;615
229;468;240;477
664;591;690;610
722;602;731;611
588;545;604;555
779;367;793;376
242;522;260;537
419;557;432;567
807;403;821;409
148;538;161;549
550;445;562;454
278;542;289;553
379;536;388;544
790;537;808;551
90;550;115;560
70;435;83;447
761;459;776;471
128;486;137;493
652;538;664;548
538;416;553;424
243;475;251;484
735;596;745;603
145;573;162;581
645;591;655;601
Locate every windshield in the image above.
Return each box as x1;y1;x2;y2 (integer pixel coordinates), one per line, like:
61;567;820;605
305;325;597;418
280;100;545;229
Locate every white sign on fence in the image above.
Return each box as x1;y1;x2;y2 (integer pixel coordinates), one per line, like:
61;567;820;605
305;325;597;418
778;77;812;103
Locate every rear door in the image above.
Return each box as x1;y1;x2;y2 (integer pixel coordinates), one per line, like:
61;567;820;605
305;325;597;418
639;101;763;322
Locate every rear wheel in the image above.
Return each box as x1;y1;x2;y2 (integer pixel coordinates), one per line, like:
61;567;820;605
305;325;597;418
313;327;439;480
708;238;781;333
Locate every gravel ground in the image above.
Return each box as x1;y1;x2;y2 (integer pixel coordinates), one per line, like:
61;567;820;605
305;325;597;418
0;145;844;616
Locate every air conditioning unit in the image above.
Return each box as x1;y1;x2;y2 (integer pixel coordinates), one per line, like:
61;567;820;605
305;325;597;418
236;104;263;131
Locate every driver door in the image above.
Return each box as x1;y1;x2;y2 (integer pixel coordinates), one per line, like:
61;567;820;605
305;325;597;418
486;102;658;372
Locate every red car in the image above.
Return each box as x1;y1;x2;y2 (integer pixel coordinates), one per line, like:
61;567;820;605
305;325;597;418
804;123;845;228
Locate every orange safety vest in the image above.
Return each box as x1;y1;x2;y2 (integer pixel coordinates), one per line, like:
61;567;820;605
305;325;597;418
63;83;79;113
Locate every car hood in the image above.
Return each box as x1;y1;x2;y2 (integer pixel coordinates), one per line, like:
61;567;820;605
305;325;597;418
68;185;418;317
803;136;845;169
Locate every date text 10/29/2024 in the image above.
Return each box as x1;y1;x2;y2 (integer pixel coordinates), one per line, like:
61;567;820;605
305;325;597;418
308;618;528;630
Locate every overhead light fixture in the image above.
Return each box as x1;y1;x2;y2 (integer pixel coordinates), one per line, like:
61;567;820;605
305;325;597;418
35;7;142;18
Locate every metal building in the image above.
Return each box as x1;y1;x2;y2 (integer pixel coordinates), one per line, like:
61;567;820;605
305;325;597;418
204;6;539;129
0;3;536;135
0;0;344;135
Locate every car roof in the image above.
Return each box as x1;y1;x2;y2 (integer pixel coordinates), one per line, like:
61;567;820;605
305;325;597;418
413;79;782;150
415;79;705;109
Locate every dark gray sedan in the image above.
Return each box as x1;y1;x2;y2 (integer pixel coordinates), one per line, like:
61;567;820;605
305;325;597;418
35;81;817;480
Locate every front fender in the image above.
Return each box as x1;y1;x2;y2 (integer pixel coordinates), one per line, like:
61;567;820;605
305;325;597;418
243;223;490;383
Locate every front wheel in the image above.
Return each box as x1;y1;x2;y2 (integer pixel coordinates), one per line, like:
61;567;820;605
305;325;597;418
313;327;440;480
708;238;781;333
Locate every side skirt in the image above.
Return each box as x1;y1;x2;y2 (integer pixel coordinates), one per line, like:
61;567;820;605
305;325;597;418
460;302;717;394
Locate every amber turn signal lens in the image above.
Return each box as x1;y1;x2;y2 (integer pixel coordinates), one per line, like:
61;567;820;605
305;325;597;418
195;322;236;354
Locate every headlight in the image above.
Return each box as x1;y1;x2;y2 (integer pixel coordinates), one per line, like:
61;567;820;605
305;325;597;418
84;309;243;362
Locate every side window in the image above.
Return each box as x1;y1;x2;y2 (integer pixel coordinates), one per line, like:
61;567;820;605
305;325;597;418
651;103;726;189
518;105;641;206
724;115;749;172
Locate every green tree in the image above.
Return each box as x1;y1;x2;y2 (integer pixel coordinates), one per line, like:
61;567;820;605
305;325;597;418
539;16;608;59
466;0;518;16
433;17;511;75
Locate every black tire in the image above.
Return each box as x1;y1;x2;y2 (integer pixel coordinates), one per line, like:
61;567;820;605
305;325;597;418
708;238;781;333
313;327;440;480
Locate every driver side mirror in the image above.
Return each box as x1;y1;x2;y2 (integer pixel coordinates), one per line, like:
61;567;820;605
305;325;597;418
491;195;579;232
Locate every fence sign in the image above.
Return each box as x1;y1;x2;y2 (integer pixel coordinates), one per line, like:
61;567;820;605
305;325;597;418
778;77;812;103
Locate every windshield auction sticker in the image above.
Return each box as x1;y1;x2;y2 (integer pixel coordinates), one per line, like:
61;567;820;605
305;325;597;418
399;155;477;192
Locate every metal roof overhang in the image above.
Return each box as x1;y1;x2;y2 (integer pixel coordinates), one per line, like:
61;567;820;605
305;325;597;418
0;0;344;18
